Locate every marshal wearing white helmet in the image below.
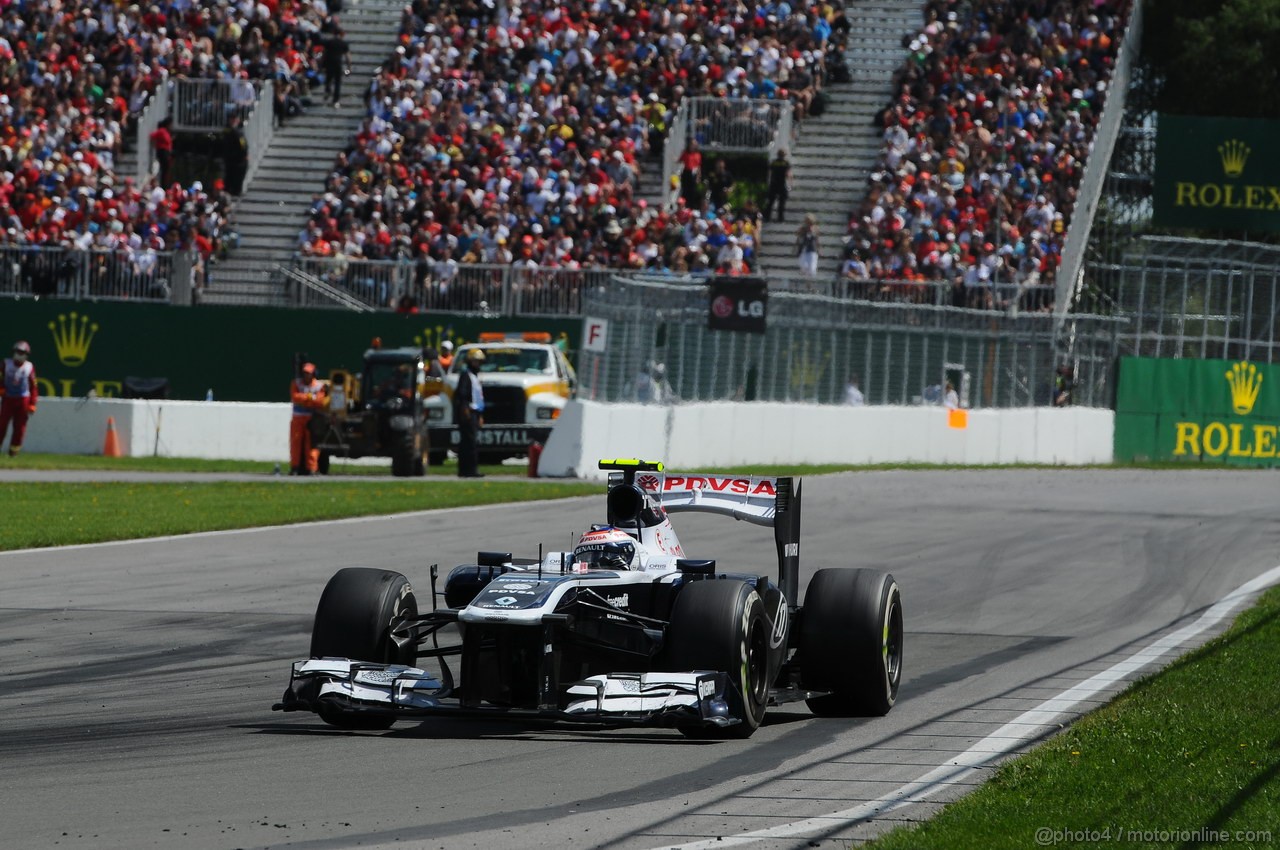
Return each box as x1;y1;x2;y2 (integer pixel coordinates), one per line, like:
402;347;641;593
1;341;37;457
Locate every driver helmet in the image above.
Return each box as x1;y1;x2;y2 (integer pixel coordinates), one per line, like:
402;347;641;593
572;526;637;571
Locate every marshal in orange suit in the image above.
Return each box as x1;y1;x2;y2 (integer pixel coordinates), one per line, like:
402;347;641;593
290;362;329;475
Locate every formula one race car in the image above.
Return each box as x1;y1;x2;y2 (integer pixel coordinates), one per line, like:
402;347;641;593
274;460;903;737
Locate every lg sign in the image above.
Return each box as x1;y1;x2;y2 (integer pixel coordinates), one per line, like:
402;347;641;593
708;277;767;333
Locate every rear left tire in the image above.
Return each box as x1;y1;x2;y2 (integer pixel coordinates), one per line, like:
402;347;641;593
799;568;903;717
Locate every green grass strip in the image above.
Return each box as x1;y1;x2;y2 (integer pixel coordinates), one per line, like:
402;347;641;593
5;453;1274;477
868;586;1280;850
0;452;526;476
0;481;598;551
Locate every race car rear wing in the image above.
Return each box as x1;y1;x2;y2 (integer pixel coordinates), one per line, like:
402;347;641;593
600;459;802;608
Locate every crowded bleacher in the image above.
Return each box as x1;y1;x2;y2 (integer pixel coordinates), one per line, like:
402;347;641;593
844;0;1129;310
298;0;847;297
0;0;339;263
1;0;1130;313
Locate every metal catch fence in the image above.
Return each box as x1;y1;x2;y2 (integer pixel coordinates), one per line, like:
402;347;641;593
1088;236;1280;363
576;276;1120;408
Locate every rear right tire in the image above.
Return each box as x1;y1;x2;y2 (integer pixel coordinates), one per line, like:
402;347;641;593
799;568;903;717
310;567;418;729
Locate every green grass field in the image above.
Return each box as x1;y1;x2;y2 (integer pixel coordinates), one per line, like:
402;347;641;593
0;452;523;476
868;586;1280;850
0;480;598;551
6;452;1266;479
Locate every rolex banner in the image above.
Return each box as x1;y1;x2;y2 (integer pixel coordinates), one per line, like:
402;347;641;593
1153;114;1280;232
1114;356;1280;466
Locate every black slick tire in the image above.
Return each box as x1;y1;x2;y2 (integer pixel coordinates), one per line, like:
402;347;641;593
310;567;418;729
664;579;771;738
800;568;903;717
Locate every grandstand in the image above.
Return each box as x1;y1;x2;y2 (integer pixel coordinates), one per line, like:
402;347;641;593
2;0;1141;317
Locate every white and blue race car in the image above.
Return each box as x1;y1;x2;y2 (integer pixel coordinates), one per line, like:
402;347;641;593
274;459;903;737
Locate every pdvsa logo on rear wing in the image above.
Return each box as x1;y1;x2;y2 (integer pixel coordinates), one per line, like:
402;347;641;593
636;474;778;497
624;471;782;527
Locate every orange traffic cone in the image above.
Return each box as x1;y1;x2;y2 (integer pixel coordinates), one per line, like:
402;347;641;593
102;416;123;457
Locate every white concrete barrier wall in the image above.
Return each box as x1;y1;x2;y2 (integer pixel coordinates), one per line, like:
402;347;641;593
26;398;291;461
538;401;1115;479
23;397;1115;473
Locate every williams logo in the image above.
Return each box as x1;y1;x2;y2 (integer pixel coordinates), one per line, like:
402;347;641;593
48;312;98;367
1218;139;1250;178
1226;361;1262;415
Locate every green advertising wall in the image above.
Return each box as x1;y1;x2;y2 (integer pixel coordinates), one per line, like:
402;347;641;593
0;301;579;403
1115;356;1280;466
1153;114;1280;232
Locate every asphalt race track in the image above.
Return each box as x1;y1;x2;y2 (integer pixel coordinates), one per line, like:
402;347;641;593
4;469;1278;850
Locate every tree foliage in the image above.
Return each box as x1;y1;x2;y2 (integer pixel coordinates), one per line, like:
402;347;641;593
1144;0;1280;117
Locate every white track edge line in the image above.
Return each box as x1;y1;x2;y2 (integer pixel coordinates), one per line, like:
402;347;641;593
657;562;1280;850
0;494;599;557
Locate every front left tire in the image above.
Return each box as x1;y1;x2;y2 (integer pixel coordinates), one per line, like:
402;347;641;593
310;567;418;729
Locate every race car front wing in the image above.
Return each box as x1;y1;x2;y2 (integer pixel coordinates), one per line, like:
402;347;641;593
273;658;737;729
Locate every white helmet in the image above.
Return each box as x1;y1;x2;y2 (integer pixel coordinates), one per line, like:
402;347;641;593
572;526;637;571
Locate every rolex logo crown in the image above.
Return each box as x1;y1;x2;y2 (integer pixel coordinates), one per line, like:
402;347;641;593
48;311;99;367
1218;139;1250;178
1225;361;1262;415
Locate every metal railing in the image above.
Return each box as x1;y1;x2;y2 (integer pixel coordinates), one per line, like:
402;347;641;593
170;78;262;131
289;257;622;315
279;264;376;312
662;97;795;211
1054;0;1144;319
0;245;190;303
243;79;274;190
284;254;1060;317
576;275;1122;409
770;275;1057;311
662;105;690;209
134;82;171;184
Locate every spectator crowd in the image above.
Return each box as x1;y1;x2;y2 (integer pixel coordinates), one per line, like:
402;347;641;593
0;0;346;270
843;0;1130;310
2;0;1129;313
297;0;850;306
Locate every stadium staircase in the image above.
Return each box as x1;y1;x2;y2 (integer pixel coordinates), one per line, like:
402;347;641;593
201;0;404;307
756;0;920;281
